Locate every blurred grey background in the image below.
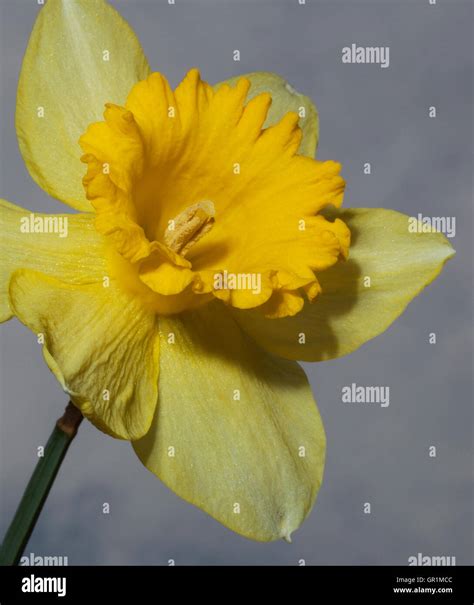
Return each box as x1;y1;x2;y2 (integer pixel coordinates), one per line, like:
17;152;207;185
0;0;472;565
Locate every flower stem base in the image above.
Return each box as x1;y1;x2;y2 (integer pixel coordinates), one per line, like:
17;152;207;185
0;401;82;566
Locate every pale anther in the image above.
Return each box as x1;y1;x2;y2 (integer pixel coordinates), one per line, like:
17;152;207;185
164;200;215;256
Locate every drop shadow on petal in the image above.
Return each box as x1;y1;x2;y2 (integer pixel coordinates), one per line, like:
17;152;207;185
305;255;361;361
303;209;363;361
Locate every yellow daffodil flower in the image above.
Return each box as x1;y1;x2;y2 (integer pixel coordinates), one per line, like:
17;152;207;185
0;0;454;542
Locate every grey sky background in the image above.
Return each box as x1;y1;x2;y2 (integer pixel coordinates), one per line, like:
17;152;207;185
0;0;472;565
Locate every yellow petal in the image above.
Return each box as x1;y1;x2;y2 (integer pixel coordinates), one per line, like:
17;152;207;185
16;0;150;211
216;72;319;157
0;198;107;322
9;270;160;440
81;69;346;317
133;301;325;542
233;208;455;361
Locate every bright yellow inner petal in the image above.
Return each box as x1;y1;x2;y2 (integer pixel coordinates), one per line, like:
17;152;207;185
79;69;349;318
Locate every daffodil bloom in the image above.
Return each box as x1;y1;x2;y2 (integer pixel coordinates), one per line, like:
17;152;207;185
0;0;454;542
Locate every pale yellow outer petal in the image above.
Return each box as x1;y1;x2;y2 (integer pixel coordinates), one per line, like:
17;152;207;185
9;270;160;440
133;301;325;542
233;208;455;362
215;72;319;157
16;0;151;211
0;198;107;322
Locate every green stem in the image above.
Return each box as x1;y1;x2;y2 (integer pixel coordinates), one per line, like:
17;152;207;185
0;401;83;566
